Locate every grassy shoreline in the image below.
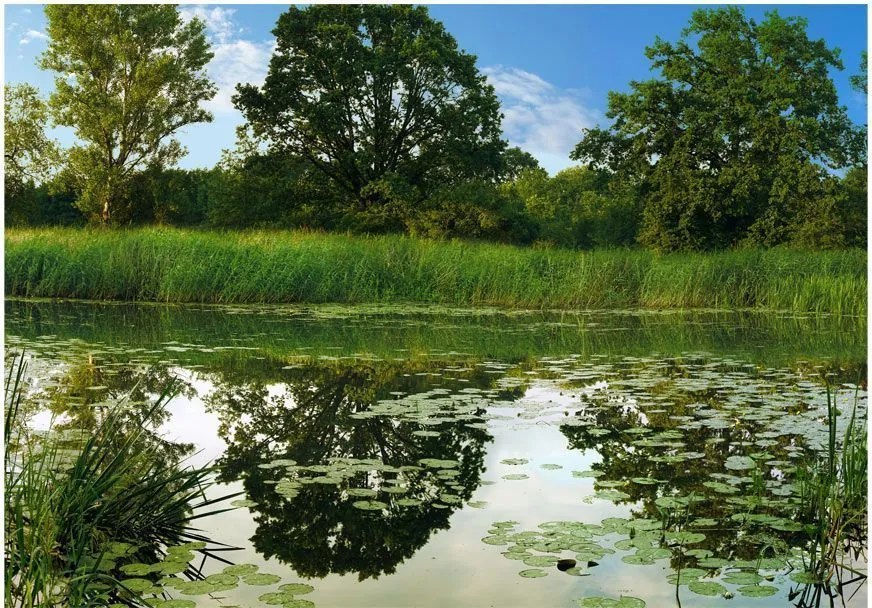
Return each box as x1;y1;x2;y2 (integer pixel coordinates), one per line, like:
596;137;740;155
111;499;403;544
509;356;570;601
5;227;867;315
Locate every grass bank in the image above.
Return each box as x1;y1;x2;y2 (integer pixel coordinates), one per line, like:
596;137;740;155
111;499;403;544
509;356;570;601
5;227;867;314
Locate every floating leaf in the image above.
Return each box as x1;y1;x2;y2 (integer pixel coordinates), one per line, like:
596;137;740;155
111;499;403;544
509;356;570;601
278;583;314;595
242;573;282;586
724;455;756;470
230;499;257;508
121;578;153;593
576;596;645;607
737;585;777;597
519;569;547;578
688;581;728;596
501;458;529;465
352;500;387;511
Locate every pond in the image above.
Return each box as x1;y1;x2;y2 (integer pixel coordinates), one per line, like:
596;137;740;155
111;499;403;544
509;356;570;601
5;299;868;608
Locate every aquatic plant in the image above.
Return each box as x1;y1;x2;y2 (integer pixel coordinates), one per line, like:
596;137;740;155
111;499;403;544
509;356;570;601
793;387;867;605
5;227;867;314
3;353;236;607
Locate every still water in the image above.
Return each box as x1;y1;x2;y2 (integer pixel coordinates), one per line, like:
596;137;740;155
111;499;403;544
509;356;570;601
5;299;868;608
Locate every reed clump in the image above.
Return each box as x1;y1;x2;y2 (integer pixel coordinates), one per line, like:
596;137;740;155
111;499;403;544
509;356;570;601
5;227;867;315
4;353;232;607
793;388;867;606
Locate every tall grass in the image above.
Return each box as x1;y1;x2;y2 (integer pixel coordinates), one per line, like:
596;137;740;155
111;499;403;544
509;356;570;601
4;353;234;607
794;388;867;606
5;227;867;314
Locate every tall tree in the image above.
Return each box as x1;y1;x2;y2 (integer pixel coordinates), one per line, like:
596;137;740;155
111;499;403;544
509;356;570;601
234;5;505;211
4;83;60;194
40;5;215;223
572;8;859;251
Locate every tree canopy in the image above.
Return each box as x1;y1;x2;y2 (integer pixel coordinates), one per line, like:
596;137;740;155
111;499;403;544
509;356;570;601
234;5;505;210
572;7;862;251
40;5;215;223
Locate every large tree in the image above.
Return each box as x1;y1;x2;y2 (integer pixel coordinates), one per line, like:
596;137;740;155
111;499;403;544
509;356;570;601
234;5;505;211
40;5;215;223
572;8;860;251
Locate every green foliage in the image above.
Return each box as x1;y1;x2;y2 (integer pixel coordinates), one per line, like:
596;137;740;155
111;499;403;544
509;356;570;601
850;51;867;96
5;227;866;315
573;7;861;252
4;83;60;200
408;180;536;243
235;4;505;208
506;166;640;248
499;147;542;181
40;5;215;224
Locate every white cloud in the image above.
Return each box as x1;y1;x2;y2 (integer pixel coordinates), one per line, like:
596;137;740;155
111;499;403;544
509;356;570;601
180;5;272;114
19;29;47;45
205;40;274;113
179;6;238;44
483;65;601;174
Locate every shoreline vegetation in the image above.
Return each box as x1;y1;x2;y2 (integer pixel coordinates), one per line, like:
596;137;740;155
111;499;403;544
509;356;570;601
5;227;866;315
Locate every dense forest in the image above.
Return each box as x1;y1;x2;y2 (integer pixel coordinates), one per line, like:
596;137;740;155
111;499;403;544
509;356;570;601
4;5;868;252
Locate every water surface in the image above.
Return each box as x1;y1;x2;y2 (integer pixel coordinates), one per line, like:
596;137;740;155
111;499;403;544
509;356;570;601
5;300;867;608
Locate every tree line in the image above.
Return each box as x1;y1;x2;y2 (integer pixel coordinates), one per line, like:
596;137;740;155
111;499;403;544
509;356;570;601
4;4;867;251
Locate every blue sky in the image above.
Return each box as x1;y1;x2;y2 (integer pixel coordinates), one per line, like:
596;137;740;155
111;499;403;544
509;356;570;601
4;3;868;174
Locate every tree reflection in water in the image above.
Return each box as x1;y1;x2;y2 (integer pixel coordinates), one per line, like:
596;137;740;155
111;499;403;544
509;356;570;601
208;359;520;580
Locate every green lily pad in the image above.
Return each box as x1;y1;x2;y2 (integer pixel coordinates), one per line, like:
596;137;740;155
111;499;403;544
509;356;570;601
724;455;756;470
519;568;547;578
396;498;423;507
738;585;778;597
230;499;257;507
278;583;315;595
576;596;645;607
223;563;258;576
242;573;282;586
120;563;155;576
259;592;298;605
352;500;388;511
205;573;238;586
688;581;728;596
346;488;378;497
121;578;154;593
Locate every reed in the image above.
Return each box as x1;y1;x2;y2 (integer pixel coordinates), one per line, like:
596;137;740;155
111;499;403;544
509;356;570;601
794;388;867;605
5;227;867;314
4;353;234;607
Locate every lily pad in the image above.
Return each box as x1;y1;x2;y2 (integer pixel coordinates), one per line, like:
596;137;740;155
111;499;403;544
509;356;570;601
737;585;778;597
242;573;282;586
724;455;756;470
352;500;388;511
223;563;258;576
278;583;315;595
576;596;645;608
688;581;728;596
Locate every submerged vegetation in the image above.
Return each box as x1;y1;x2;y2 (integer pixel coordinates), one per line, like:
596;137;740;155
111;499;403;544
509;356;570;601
5;228;867;314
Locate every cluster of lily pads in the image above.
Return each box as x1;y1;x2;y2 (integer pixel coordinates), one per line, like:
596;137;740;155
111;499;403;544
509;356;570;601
87;541;316;607
481;515;819;601
255;455;471;511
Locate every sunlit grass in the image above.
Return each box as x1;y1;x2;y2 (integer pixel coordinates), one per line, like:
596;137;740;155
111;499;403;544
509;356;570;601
5;227;866;314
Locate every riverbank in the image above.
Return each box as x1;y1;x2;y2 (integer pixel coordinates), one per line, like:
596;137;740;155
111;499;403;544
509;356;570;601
5;228;867;315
